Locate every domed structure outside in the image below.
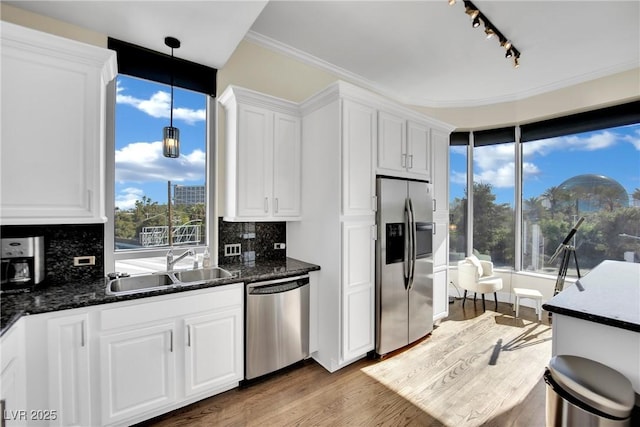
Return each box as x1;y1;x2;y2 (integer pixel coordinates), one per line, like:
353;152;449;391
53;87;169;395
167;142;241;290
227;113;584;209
558;174;629;213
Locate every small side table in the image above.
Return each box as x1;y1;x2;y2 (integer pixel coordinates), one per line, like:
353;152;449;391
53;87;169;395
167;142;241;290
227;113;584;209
513;287;544;321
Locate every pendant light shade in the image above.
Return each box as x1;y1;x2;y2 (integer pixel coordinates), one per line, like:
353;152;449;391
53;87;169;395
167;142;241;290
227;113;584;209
163;36;180;158
163;126;180;158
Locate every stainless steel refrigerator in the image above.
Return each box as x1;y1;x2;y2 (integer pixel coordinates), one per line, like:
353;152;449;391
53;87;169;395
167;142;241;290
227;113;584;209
375;176;434;356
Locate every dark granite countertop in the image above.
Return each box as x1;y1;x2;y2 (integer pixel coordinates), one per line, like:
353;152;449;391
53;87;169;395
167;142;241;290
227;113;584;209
1;257;319;336
542;260;640;333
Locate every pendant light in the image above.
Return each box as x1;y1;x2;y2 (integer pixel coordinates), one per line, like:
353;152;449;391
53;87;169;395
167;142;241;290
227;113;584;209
163;36;180;158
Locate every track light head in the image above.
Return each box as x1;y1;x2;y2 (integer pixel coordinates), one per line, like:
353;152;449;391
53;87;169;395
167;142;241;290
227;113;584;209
464;1;480;19
455;1;521;68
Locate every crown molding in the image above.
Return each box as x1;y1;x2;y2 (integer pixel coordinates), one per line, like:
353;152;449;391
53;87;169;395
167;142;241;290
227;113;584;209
245;30;639;110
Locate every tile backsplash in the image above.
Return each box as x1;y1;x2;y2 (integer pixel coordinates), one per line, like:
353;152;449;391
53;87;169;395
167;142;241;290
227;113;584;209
1;224;104;285
218;218;286;265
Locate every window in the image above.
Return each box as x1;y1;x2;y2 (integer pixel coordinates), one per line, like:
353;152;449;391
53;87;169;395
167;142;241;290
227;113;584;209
522;123;640;275
106;39;217;274
449;143;467;264
449;101;640;280
472;142;515;268
114;75;207;252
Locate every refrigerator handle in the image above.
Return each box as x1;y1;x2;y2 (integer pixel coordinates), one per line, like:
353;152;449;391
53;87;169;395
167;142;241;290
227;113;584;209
408;198;417;291
404;198;412;289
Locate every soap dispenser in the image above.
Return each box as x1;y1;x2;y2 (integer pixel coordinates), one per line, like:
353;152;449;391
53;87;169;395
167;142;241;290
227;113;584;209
202;247;211;268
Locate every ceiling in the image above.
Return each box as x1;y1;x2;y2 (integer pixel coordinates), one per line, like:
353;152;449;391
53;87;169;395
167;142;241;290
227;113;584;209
5;1;640;108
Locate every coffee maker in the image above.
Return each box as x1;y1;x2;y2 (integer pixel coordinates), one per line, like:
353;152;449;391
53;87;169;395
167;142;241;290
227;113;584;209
1;236;45;292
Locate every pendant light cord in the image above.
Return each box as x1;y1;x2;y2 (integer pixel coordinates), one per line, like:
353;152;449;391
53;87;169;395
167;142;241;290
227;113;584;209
170;47;174;127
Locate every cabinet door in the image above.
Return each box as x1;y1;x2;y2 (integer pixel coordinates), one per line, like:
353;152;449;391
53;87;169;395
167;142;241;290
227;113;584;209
273;112;301;218
407;120;432;179
341;222;375;362
0;23;115;224
433;268;449;321
377;111;406;173
342;100;376;216
47;314;91;427
100;323;176;425
431;129;450;213
1;320;26;427
184;308;243;397
237;104;273;218
433;220;449;269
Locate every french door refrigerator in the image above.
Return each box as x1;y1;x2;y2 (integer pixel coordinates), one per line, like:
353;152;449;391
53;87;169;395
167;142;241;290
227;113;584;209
375;176;434;356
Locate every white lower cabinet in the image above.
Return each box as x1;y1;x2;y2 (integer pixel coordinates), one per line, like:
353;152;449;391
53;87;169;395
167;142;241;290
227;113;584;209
47;314;92;427
11;282;243;426
433;268;449;321
183;309;243;397
1;318;26;427
99;323;177;425
341;221;375;362
98;283;244;426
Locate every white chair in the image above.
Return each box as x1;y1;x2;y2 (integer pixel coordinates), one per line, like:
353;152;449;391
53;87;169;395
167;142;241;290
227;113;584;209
513;287;544;321
457;255;503;312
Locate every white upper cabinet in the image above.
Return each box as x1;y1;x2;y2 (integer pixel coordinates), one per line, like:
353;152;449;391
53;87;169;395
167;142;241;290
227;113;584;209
342;99;377;217
377;109;433;180
219;86;301;221
431;128;450;214
407;120;432;178
0;22;117;225
377;111;406;173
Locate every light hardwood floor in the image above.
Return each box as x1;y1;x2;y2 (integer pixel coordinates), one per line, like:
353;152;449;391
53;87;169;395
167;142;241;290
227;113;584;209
139;299;553;427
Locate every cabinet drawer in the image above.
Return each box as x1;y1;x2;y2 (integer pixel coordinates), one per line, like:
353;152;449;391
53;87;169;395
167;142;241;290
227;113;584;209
100;283;243;330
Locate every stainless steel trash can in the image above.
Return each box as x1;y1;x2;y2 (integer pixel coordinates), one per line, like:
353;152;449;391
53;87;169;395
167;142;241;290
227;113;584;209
544;355;635;427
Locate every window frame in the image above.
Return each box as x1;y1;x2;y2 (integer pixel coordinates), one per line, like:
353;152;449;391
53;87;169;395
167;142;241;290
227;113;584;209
103;42;219;274
450;100;640;278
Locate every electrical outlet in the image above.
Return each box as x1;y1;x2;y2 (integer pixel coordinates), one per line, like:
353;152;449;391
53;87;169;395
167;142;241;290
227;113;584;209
224;243;241;256
274;243;286;250
73;256;96;266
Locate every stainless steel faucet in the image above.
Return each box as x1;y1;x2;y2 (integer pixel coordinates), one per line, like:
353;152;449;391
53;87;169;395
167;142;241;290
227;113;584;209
166;248;195;271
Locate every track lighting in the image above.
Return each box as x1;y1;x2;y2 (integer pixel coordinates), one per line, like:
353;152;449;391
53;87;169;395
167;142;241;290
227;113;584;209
455;1;522;67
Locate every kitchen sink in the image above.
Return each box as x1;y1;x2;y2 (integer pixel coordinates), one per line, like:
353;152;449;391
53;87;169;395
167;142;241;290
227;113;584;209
106;273;176;295
173;267;234;284
106;267;235;296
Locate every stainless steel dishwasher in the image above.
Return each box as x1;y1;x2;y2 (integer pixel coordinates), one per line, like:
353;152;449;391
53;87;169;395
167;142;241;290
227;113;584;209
245;275;310;380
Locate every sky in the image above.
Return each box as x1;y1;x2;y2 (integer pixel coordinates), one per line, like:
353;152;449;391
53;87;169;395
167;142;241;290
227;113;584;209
115;75;206;210
450;123;640;206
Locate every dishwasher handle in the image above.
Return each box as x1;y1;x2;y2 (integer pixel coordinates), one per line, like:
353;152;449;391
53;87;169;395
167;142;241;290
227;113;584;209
248;275;309;295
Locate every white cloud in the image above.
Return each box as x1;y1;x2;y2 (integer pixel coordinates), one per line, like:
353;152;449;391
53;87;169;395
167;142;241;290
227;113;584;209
115;141;205;184
622;128;640;150
562;131;617;151
116;187;144;210
471;144;514;188
474;161;515;189
116;81;205;125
